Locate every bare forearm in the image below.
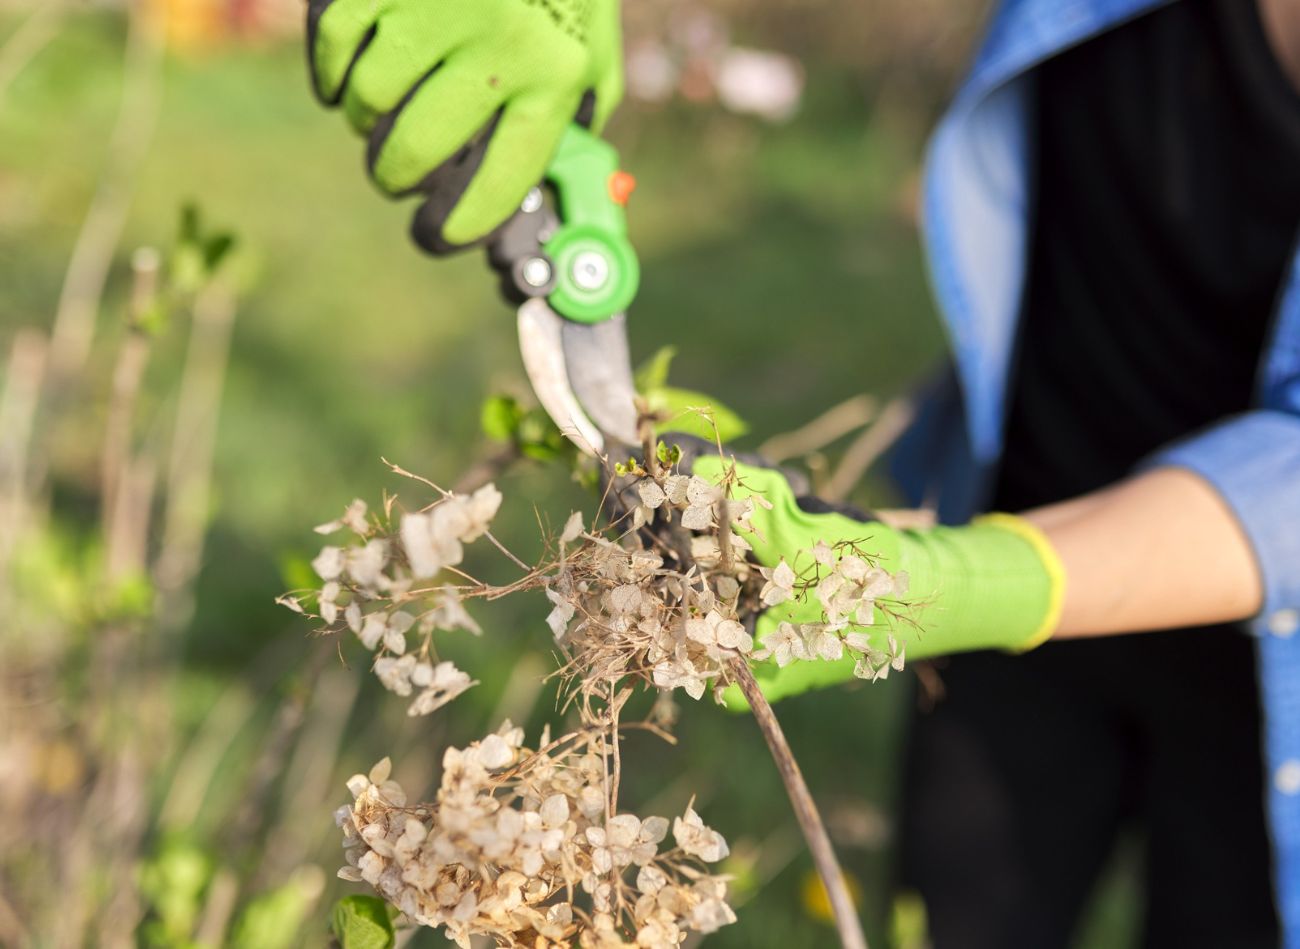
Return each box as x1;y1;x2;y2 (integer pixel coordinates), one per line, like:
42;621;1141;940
1023;467;1264;637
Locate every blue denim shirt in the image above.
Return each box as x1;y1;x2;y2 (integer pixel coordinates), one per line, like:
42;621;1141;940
891;0;1300;940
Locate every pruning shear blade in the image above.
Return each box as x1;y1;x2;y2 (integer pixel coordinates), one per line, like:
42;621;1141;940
560;313;639;448
517;299;638;456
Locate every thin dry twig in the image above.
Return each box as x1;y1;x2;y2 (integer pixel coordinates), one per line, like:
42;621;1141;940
822;396;916;502
758;394;878;463
0;329;48;611
451;444;521;495
154;282;237;627
0;0;68;112
102;249;160;579
101;248;158;511
48;0;163;382
728;658;869;949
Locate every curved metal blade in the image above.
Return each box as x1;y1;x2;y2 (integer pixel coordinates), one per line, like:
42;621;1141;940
517;299;604;456
561;313;639;448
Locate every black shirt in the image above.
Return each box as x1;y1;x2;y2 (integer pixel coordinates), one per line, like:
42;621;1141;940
931;9;1296;940
993;0;1300;511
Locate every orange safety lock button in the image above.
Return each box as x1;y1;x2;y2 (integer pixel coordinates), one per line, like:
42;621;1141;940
607;170;637;206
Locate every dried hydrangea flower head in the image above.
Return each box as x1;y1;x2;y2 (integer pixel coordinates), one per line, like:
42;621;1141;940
335;724;735;948
279;484;502;715
287;450;911;946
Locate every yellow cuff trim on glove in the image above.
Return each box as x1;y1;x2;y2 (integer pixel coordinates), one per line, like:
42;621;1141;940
973;513;1068;651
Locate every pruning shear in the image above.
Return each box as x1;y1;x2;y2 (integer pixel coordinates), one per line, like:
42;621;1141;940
488;125;641;457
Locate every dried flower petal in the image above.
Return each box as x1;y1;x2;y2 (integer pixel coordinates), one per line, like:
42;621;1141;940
673;806;729;862
311;546;344;581
358;613;386;651
637;480;666;510
560;510;585;544
759;559;796;607
347;540;388;587
545;587;576;641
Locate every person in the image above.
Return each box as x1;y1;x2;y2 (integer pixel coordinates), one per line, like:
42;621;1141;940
303;0;1300;945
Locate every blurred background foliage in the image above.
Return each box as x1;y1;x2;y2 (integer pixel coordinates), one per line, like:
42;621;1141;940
0;0;1138;946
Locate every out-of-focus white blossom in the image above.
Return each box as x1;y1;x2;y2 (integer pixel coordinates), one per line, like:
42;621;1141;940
275;593;304;614
421;586;481;636
400;484;501;579
715;47;804;123
405;661;476;717
346;539;388;588
311;545;343;581
626;40;678;103
315;498;370;536
286;484;505;706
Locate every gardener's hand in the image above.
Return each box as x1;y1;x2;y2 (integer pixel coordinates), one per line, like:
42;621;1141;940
307;0;623;251
688;457;1067;708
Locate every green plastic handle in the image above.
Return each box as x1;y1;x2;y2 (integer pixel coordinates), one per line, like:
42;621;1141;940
542;125;640;324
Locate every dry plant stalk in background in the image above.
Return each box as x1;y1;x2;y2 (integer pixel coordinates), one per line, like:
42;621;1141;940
286;445;911;948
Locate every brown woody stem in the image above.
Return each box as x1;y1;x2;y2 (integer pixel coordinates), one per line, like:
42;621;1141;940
728;658;868;949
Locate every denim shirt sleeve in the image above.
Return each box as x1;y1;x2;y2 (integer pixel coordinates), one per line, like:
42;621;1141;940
1145;409;1300;636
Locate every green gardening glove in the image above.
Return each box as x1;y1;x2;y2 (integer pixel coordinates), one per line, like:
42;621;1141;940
690;457;1066;709
307;0;623;251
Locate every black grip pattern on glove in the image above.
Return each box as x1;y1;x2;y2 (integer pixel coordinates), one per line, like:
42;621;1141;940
520;0;596;44
794;495;875;523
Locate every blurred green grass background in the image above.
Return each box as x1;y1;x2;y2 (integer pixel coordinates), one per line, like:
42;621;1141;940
0;5;1136;946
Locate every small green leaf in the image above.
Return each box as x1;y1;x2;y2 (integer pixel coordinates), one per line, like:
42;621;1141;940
134;299;170;336
656;441;682;467
203;232;237;273
332;896;395;949
481;394;525;442
517;408;557;447
634;345;677;392
643;386;749;442
137;836;213;945
172;203;237;293
520;441;562;462
105;569;154;621
515;408;576;463
179;203;201;245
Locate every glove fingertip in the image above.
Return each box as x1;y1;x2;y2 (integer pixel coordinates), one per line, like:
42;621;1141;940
441;194;522;247
410;196;482;257
343;93;378;135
